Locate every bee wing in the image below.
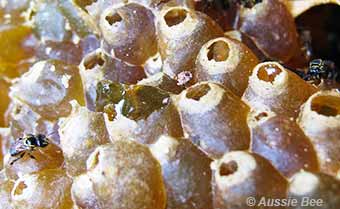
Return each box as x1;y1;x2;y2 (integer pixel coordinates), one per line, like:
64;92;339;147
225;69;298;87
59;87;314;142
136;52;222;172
10;141;27;156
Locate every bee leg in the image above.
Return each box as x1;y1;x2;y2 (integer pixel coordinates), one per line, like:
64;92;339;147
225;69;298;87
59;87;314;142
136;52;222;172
302;74;310;80
10;152;25;165
302;75;312;81
28;153;36;160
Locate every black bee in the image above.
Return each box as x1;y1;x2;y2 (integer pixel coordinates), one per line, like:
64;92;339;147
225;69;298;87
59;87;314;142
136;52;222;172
303;59;339;82
9;134;49;165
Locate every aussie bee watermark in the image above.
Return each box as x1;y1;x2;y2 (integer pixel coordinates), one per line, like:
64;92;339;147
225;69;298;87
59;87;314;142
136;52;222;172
246;197;324;207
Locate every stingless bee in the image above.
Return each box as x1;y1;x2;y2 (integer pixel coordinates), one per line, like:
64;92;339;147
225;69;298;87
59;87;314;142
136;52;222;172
297;59;340;87
288;59;339;85
304;59;338;81
9;134;49;165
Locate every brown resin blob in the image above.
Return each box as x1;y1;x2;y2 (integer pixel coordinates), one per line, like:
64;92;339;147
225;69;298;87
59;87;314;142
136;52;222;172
58;101;110;176
251;115;319;177
157;6;223;78
9;60;85;121
298;90;340;177
285;0;340;17
195;37;259;97
239;0;299;62
172;82;250;158
242;62;317;118
212;151;288;209
150;135;213;209
11;169;73;209
72;141;166;209
100;3;157;65
288;171;340;209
